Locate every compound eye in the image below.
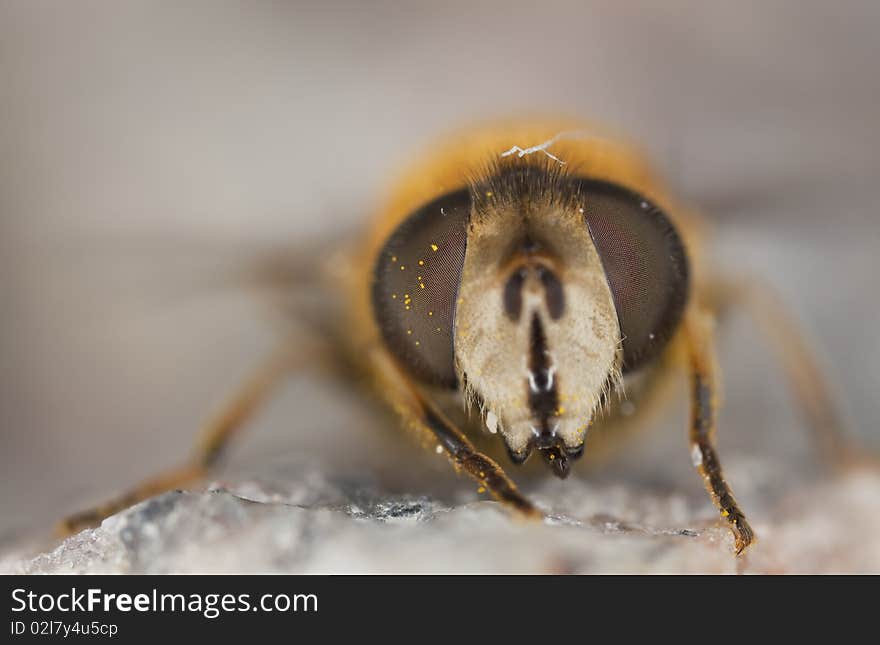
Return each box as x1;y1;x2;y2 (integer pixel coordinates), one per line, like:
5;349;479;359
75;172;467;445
575;179;689;372
371;187;471;387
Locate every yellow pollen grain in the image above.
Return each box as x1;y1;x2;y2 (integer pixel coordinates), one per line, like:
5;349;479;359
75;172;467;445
415;341;420;346
549;453;556;460
399;265;405;271
485;191;493;197
418;260;425;266
430;243;439;252
392;294;397;299
557;406;566;415
391;255;397;262
721;510;730;517
419;283;425;289
407;329;412;335
428;311;433;316
405;306;410;310
477;486;486;494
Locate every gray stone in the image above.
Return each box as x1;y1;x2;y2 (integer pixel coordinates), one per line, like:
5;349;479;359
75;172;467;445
3;461;878;574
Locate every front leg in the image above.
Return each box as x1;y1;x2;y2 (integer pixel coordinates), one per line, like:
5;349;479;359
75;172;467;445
374;350;539;519
422;402;539;517
685;309;755;555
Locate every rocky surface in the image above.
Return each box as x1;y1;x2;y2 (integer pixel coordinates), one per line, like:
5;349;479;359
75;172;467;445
3;460;878;574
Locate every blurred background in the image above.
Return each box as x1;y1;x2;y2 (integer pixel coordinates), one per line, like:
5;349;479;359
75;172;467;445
1;1;878;538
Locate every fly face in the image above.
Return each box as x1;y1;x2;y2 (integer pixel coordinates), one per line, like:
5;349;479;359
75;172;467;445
372;160;689;479
455;171;622;476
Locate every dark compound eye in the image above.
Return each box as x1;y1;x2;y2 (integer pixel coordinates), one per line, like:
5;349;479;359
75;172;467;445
371;187;471;387
574;179;690;373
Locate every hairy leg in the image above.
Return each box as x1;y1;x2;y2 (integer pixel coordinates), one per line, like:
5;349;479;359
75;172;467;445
373;350;539;518
685;308;755;555
57;341;306;535
705;276;860;467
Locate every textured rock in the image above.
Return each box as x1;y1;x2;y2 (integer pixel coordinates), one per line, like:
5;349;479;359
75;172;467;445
3;461;878;574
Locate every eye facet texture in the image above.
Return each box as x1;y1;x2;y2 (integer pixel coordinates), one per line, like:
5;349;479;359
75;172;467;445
575;179;689;372
372;188;471;387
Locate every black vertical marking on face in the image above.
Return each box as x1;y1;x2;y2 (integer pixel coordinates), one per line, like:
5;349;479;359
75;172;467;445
503;268;525;321
538;266;565;319
527;308;571;479
527;314;558;427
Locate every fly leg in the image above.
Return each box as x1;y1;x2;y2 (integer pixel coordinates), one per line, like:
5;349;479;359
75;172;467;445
57;340;308;535
705;276;865;468
685;308;755;555
374;350;540;519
